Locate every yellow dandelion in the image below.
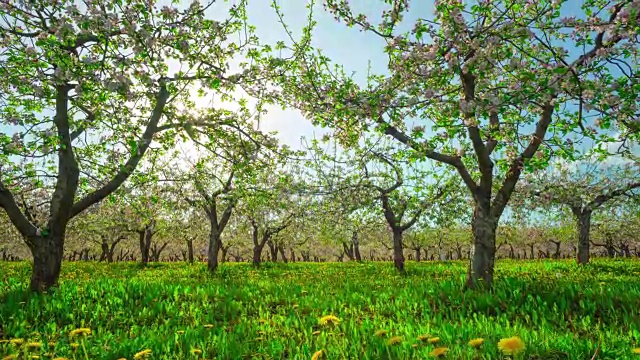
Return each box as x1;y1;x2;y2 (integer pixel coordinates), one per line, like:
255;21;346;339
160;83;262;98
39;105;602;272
133;349;152;359
374;329;388;337
312;330;321;336
468;338;484;348
9;338;24;346
31;356;40;359
633;348;640;354
177;330;185;335
498;336;525;355
428;337;440;344
417;334;431;342
203;324;214;329
70;343;79;350
190;348;202;355
429;347;449;357
69;328;91;338
48;341;56;347
386;336;403;346
311;349;324;360
2;355;17;360
26;342;42;349
318;315;340;326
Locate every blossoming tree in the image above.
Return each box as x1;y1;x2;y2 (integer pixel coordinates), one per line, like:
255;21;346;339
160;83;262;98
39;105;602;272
274;0;640;288
522;161;640;264
0;0;276;291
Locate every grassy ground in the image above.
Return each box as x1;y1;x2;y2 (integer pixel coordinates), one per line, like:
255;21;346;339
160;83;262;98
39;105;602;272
1;259;640;359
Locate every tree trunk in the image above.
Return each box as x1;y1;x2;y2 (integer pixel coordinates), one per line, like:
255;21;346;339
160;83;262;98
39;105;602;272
550;240;561;259
415;247;421;262
392;228;404;272
150;242;168;261
529;244;534;260
576;210;592;264
465;204;497;289
221;245;229;263
138;229;152;265
29;233;65;292
352;231;362;262
253;244;265;266
187;238;194;264
268;241;278;261
207;229;222;272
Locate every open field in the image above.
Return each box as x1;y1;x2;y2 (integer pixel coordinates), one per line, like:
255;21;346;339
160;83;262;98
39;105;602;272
2;260;640;359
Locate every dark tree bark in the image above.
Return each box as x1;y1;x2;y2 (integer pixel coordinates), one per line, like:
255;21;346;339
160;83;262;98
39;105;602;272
186;238;194;263
150;241;169;261
136;221;155;265
574;209;592;264
268;240;279;261
392;228;404;272
250;215;295;267
549;240;561;259
352;230;362;262
99;235;124;263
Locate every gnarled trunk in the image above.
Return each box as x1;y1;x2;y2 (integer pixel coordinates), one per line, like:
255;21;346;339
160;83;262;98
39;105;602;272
466;204;497;289
353;231;362;262
138;227;153;265
207;229;222;272
576;210;591;264
29;232;65;292
392;228;404;272
268;240;278;261
253;244;265;266
415;247;421;262
187;238;194;264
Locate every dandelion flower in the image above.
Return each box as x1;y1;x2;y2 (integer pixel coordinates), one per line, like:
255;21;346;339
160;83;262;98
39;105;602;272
177;330;185;335
69;328;91;338
374;329;388;337
133;349;152;359
498;336;525;355
633;348;640;354
428;337;440;344
468;338;484;348
429;347;449;357
203;324;214;329
417;334;431;342
9;339;24;346
318;315;340;326
311;349;324;360
26;342;42;349
70;343;79;350
386;336;402;346
31;356;40;359
190;348;202;355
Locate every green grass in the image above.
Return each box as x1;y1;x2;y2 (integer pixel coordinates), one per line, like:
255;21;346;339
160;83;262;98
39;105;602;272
1;259;640;359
